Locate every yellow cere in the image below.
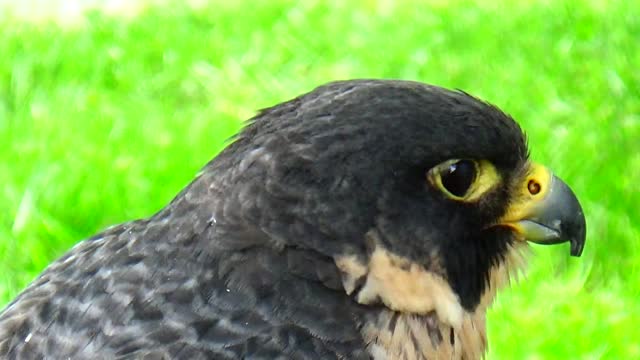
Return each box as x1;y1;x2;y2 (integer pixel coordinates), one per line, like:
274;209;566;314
496;162;552;225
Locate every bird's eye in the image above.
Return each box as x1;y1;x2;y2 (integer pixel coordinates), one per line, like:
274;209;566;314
427;159;499;202
440;160;476;197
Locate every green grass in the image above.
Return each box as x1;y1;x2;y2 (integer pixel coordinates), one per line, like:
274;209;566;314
0;0;638;358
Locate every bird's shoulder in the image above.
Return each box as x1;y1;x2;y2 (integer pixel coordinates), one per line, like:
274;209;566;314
0;213;368;359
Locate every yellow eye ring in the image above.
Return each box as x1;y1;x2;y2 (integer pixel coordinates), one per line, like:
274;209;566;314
427;159;501;202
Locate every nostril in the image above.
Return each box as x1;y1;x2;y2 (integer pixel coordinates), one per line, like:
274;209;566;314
527;179;541;195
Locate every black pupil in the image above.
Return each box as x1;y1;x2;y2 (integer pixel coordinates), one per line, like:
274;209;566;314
441;160;475;197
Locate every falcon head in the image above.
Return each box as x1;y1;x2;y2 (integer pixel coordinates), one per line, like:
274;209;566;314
211;79;586;338
0;79;585;360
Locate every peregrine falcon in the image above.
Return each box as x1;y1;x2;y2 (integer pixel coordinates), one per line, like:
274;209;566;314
0;80;586;359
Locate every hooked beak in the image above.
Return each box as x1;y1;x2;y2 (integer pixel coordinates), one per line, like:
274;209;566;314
497;163;586;257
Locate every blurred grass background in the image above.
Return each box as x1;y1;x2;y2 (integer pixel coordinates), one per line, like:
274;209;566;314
0;0;638;358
